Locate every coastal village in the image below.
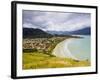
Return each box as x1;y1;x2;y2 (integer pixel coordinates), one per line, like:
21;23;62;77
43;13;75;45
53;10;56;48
23;37;67;54
23;36;90;69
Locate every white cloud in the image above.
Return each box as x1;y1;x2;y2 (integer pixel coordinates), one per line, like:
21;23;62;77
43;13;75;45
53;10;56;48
23;23;38;29
23;10;91;31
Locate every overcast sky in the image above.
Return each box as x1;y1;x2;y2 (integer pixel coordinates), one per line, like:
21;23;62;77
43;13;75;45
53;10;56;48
23;10;91;31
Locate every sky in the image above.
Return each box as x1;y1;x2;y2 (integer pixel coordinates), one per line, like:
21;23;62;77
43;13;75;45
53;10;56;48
23;10;91;31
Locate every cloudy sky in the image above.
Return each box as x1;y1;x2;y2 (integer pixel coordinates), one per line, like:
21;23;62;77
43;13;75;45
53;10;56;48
23;10;91;31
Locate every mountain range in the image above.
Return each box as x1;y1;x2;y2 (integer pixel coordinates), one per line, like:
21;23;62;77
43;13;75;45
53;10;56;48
47;27;91;35
23;27;90;38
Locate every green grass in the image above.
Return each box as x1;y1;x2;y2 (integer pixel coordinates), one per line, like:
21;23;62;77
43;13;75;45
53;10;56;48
23;52;90;69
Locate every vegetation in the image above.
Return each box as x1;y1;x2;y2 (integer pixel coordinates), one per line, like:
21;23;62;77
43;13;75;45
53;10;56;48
23;37;67;56
23;28;53;38
23;52;90;69
23;36;90;69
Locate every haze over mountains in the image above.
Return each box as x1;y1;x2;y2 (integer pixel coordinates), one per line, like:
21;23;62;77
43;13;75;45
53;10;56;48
47;27;91;35
23;27;90;38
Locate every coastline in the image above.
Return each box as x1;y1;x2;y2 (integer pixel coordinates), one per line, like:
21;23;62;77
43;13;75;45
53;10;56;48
52;38;79;60
23;35;90;69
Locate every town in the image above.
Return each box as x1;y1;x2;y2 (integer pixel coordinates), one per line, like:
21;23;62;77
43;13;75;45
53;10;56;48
23;37;67;56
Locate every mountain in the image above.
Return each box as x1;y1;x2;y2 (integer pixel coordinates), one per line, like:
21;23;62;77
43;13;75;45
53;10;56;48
46;27;91;35
70;27;91;35
47;31;65;35
23;28;53;38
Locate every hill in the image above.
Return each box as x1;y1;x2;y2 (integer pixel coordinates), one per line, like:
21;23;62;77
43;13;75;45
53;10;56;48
70;27;91;35
47;27;91;35
23;28;53;38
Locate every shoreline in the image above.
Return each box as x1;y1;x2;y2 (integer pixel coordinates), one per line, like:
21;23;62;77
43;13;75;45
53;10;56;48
52;35;90;61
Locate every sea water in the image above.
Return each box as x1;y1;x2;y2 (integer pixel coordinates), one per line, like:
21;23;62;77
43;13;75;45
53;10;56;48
68;35;91;60
52;35;91;61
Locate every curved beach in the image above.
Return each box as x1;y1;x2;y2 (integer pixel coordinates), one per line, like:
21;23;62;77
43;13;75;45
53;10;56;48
52;38;79;60
52;36;90;61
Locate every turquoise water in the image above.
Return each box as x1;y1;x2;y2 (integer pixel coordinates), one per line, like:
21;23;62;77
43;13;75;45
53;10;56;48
52;35;91;61
68;35;91;60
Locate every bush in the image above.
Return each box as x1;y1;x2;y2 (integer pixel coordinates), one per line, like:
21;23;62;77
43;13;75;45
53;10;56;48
23;49;37;53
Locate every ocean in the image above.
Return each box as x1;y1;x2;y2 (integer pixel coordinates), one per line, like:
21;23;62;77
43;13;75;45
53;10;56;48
52;35;91;61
